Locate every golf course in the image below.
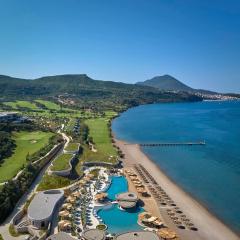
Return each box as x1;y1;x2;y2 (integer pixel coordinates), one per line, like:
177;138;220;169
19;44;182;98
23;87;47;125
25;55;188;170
0;131;54;183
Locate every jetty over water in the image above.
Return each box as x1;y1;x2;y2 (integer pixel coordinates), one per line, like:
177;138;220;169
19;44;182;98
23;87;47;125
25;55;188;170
139;141;206;147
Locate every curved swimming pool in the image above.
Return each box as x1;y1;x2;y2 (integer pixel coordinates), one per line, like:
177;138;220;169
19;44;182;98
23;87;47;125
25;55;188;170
107;176;128;200
97;176;144;234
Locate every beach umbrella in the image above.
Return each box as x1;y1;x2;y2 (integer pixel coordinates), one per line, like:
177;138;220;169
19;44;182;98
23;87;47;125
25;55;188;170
153;219;163;227
73;191;81;198
157;228;177;239
79;179;86;185
173;220;181;225
59;210;70;218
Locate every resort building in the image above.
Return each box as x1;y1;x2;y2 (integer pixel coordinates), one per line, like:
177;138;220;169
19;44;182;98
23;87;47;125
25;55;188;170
0;112;19;122
47;232;75;240
116;231;160;240
82;229;106;240
116;192;138;209
27;190;64;229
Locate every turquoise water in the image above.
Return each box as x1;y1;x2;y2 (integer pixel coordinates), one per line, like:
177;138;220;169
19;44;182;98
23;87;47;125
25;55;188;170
112;101;240;234
98;176;143;233
98;204;143;233
107;176;128;200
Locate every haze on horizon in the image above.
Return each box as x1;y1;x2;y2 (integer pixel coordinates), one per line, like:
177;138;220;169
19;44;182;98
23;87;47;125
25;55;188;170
0;0;240;93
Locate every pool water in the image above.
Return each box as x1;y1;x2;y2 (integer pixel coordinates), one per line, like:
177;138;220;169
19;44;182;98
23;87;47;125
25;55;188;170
98;204;143;233
98;176;144;233
107;176;128;200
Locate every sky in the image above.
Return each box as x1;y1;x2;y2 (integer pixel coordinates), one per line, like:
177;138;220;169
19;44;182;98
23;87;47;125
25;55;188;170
0;0;239;93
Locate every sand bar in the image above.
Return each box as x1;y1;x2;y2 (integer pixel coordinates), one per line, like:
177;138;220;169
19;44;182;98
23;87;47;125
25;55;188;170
115;139;240;240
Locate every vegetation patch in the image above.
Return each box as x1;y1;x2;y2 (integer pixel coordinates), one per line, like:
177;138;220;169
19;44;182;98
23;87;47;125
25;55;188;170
51;154;73;171
37;174;72;191
0;131;16;165
96;224;107;231
89;168;100;179
9;224;20;237
0;131;54;183
4;101;40;110
35;99;62;110
65;142;79;152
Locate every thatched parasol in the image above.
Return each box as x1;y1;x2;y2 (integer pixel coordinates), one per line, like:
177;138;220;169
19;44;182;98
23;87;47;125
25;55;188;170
66;196;76;203
138;212;152;221
95;192;108;201
158;228;177;239
72;191;81;198
79;179;86;185
59;210;70;218
87;173;95;179
153;219;163;227
58;220;71;230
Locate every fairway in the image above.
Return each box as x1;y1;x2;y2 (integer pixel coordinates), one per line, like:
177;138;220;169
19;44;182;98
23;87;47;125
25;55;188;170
0;131;54;183
35;100;62;110
3;101;40;110
85;118;117;162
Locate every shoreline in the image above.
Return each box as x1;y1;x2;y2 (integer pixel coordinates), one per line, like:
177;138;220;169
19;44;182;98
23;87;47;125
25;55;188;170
115;139;239;240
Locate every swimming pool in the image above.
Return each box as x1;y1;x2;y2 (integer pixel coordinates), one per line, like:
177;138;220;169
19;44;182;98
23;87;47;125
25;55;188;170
98;204;143;233
107;176;128;200
97;176;144;233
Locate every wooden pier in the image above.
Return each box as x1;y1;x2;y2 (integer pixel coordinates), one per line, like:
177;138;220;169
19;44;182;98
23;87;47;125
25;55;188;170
139;141;206;147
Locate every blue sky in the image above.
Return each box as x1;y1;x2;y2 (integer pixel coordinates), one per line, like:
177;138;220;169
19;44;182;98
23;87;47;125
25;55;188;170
0;0;239;92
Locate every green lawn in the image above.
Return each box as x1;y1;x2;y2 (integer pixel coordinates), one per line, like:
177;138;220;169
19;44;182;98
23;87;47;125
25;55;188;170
84;118;118;163
65;142;79;152
0;131;54;183
37;174;72;191
104;111;118;118
3;102;18;109
35;100;62;110
3;101;40;110
51;154;72;171
65;118;76;132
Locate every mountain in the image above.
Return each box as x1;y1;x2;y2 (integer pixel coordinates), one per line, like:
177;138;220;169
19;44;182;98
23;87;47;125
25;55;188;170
0;74;202;110
136;75;194;92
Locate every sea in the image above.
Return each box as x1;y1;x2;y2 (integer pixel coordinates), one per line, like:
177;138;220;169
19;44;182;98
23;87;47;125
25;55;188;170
112;100;240;234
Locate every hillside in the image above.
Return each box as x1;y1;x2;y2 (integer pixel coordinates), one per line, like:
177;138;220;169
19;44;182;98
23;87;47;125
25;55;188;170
137;75;193;92
0;74;202;110
136;75;220;96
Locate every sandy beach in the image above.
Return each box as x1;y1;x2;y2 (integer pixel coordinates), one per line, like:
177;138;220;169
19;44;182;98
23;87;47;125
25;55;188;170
115;139;240;240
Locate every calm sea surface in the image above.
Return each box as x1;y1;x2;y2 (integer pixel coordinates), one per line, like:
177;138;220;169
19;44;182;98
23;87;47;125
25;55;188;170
112;101;240;234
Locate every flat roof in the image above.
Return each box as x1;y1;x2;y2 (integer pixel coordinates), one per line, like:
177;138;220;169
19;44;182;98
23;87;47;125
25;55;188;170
116;192;138;201
28;190;64;221
47;232;75;240
118;200;137;208
82;229;105;240
0;112;18;117
116;231;159;240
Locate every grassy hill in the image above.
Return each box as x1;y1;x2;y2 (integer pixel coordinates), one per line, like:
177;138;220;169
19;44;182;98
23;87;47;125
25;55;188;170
0;74;202;110
136;75;193;92
136;74;219;96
